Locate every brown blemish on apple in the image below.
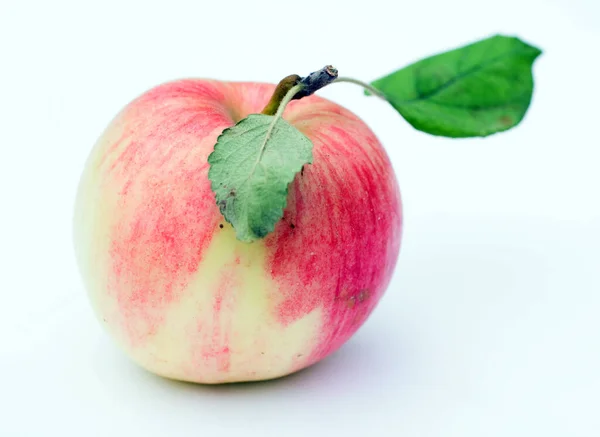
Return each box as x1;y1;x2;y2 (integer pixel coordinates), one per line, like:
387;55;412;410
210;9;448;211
345;288;369;308
346;295;356;308
357;289;369;302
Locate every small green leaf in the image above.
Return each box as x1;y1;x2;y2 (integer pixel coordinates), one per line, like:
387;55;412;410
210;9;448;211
368;34;542;137
208;114;313;242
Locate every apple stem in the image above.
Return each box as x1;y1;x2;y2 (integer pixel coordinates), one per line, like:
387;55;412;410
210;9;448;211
333;77;388;101
261;68;388;118
261;66;339;116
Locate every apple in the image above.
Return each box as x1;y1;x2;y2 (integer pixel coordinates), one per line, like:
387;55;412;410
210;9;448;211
74;79;402;384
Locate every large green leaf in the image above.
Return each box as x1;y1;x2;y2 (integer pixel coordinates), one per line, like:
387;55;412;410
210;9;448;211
369;34;542;137
207;114;313;243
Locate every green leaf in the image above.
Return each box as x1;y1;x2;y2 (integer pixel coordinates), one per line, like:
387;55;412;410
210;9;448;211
368;34;542;138
207;114;313;243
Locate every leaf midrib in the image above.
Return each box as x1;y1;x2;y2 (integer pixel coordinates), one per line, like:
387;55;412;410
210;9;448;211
410;92;532;112
397;45;530;105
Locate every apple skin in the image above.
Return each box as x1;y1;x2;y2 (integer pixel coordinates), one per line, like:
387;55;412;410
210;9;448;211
74;79;402;384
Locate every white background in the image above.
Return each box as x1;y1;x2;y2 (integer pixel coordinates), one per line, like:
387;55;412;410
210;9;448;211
1;0;599;435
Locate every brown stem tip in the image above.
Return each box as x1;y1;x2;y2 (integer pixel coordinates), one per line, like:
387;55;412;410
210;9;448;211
294;65;338;99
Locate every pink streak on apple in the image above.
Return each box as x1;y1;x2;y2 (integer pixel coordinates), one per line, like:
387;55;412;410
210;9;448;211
104;80;233;345
199;267;236;373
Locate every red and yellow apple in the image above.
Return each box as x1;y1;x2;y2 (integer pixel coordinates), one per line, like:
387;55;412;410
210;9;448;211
74;79;402;383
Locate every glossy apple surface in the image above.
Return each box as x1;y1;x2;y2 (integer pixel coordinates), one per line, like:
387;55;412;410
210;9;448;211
74;79;402;383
